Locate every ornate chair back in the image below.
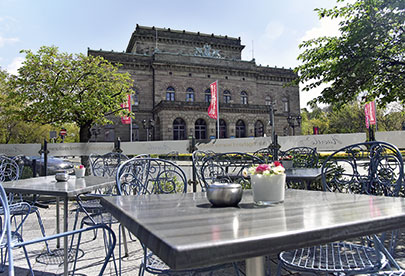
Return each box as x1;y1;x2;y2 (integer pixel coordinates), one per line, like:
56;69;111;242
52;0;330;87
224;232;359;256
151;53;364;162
89;152;129;177
253;147;276;163
191;150;215;191
116;157;187;196
0;156;19;182
321;141;403;196
201;152;264;189
279;146;318;168
0;183;14;275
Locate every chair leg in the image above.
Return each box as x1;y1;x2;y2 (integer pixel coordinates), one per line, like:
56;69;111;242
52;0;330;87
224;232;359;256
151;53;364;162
21;245;34;276
71;227;83;275
121;226;129;257
102;225;118;276
34;209;51;253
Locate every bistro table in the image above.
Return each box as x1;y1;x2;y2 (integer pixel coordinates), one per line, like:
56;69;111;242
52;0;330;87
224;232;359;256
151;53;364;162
2;175;115;276
101;189;405;276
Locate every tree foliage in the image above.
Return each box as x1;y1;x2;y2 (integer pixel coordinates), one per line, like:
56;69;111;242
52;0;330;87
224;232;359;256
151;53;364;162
6;46;133;142
295;0;404;108
301;102;405;134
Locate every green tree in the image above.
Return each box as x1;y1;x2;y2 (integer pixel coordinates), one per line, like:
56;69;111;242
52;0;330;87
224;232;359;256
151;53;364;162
6;46;133;143
295;0;404;108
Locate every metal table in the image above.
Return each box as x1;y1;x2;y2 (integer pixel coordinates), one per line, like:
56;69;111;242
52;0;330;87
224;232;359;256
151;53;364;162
3;175;115;276
101;190;405;276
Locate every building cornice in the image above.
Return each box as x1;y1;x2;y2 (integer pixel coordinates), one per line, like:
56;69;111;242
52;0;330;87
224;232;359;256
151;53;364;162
126;24;245;53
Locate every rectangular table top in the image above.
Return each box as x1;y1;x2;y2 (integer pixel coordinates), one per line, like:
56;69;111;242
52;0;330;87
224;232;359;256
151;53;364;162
101;190;405;270
285;167;322;181
2;175;115;197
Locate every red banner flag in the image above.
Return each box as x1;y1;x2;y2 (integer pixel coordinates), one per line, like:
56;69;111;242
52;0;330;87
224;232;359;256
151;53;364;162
208;81;218;120
364;103;370;129
121;94;132;124
364;101;376;128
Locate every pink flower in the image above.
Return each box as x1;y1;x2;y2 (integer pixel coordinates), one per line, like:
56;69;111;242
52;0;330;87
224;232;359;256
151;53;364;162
255;164;270;173
79;165;84;169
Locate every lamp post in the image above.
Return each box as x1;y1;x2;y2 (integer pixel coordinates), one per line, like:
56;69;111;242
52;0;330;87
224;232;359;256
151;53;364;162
287;114;302;136
267;102;279;161
142;119;155;141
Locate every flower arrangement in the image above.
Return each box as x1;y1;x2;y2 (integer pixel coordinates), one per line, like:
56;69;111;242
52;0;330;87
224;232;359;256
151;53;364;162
244;162;285;177
75;164;85;169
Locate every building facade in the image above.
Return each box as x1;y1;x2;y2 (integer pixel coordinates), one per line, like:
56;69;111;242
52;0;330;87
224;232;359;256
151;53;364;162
88;25;300;142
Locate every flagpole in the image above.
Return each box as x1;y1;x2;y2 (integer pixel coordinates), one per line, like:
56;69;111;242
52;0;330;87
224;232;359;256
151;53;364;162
216;80;220;139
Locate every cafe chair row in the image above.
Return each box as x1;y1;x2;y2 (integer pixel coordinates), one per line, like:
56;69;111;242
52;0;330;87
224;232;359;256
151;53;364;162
277;141;404;276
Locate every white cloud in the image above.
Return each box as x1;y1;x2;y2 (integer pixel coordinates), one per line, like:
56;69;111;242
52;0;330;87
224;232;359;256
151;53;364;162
260;21;285;43
0;35;19;47
6;57;24;75
300;18;341;42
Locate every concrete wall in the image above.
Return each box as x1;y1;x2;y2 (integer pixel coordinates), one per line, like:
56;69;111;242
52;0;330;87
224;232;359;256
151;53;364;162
1;131;404;157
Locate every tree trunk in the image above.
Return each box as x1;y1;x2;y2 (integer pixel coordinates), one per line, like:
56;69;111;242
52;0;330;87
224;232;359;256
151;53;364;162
79;123;92;174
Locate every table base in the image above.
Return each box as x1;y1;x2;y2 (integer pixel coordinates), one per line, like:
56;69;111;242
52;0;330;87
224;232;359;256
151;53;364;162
36;248;84;265
246;256;265;276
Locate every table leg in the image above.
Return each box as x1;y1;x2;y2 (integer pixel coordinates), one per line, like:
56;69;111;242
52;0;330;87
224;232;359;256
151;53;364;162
64;196;68;276
56;196;60;248
246;256;265;276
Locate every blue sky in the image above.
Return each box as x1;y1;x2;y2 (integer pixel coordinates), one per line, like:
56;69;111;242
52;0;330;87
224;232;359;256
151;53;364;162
0;0;342;108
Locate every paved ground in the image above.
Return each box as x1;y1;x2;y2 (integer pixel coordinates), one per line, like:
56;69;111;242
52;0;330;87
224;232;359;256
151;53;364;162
4;199;405;276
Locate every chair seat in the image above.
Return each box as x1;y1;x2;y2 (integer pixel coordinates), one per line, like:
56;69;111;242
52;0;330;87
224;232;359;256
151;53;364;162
1;231;23;248
279;242;387;274
82;213;118;226
0;203;38;216
76;199;104;213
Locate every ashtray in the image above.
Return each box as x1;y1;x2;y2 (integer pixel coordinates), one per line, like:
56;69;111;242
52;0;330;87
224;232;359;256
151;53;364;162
206;183;242;207
55;172;70;182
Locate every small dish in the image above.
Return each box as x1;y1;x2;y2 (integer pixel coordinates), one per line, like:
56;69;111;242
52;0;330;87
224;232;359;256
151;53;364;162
206;183;242;207
55;172;70;182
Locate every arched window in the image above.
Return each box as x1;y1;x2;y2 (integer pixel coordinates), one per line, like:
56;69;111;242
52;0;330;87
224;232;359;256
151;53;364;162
241;91;248;105
186;87;194;102
205;88;211;103
236;120;246;138
216;119;227;138
265;96;271;106
173;118;186;140
166;86;175;101
254;120;264;137
194;119;207;140
223;90;231;104
282;97;289;112
132;90;139;106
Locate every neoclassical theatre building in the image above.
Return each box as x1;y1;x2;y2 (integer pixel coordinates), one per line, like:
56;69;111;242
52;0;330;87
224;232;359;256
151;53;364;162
88;25;300;142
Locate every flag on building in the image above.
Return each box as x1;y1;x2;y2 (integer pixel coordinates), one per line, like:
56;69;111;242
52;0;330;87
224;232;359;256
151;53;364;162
121;94;132;124
208;81;218;120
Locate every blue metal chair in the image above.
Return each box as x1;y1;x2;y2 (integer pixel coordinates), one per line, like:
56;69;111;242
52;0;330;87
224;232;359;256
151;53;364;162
0;181;116;276
191;150;216;191
89;152;130;177
200;152;264;189
116;157;240;276
280;146;318;168
0;156;50;254
278;141;404;276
